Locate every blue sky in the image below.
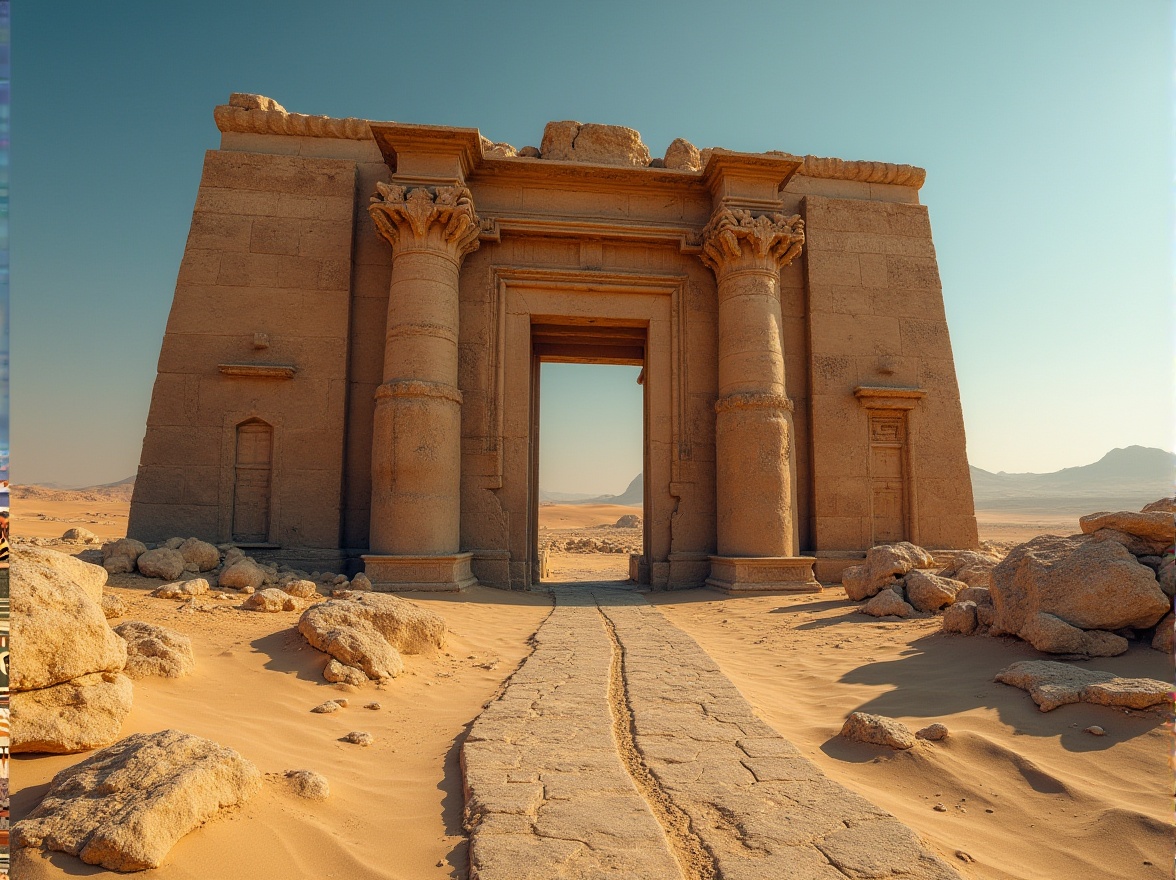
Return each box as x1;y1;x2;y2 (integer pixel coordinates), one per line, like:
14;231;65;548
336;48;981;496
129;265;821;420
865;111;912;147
12;1;1172;489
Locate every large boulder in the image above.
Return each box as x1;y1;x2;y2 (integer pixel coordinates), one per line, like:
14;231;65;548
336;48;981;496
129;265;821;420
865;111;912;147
539;120;651;166
903;570;965;612
19;545;107;601
298;593;445;682
991;535;1169;651
937;550;1000;589
114;622;196;679
101;538;148;575
1079;510;1174;546
11;672;134;753
12;551;128;691
178;538;220;572
842;542;936;601
13;729;261;871
218;558;267;591
136;548;186;581
838;712;916;750
996;660;1171;712
1019;612;1128;657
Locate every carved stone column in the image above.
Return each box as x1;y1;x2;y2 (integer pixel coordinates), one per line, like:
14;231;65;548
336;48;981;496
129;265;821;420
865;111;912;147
700;206;819;592
363;182;480;591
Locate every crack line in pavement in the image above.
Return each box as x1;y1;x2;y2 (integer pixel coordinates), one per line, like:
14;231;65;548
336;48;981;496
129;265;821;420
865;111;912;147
599;603;717;880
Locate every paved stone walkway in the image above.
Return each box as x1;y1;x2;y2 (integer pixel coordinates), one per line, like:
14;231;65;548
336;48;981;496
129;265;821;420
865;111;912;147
462;585;961;880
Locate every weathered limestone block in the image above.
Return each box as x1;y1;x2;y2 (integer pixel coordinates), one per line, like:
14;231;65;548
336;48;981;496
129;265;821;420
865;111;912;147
480;135;517;159
178;537;220;571
937;550;1000;589
663;137;700;171
539;120;651;166
21;546;107;601
1079;510;1174;546
904;570;965;612
957;586;991;606
114;621;196;679
281;579;319;599
996;660;1171;712
243;588;301;612
13;729;261;871
152;578;210;599
1141;497;1176;513
1019;612;1127;657
11;672;134;754
100;593;127;619
1087;527;1169;557
62;527;99;542
839;712;916;749
323;658;368;686
843;542;936;601
942;601;978;634
219;559;267;591
136;548;186;581
102;538;148;575
861;588;915;618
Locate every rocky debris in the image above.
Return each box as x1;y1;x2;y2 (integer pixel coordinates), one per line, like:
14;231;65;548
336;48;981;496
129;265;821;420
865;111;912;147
1141;497;1176;513
916;723;949;741
218;558;267;591
937;550;1000;589
349;571;372;591
102;537;148;575
546;535;636;554
298;592;445;682
136;547;186;581
838;712;916;750
342;731;374;746
614;514;641;528
323;658;367;687
311;700;343;714
62;527;99;543
20;545;108;601
1152;612;1173;653
480;137;517;159
152;577;210;599
539;120;651;166
861;587;915;618
1088;527;1168;558
13;550;128;691
163;537;185;550
996;660;1171;712
990;535;1168;655
942;600;978;635
222;546;246;567
904;570;965;612
283;769;329;800
842;542;936;601
364;702;382;710
13;729;260;871
1079;510;1174;547
100;593;127;619
178;538;220;571
281;579;319;599
113;621;196;679
663;137;701;171
12;672;134;753
517;145;541;158
242;588;301;612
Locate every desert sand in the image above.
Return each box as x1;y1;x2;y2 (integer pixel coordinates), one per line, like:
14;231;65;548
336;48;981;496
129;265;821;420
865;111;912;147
11;495;1173;879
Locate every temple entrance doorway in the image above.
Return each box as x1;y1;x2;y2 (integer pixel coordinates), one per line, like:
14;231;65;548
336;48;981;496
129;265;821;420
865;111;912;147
532;325;646;586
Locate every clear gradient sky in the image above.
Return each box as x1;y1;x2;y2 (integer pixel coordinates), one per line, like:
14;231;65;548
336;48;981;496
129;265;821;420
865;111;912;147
13;2;1173;489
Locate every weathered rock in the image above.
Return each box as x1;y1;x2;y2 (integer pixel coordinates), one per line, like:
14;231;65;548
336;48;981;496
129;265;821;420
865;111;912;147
1019;611;1128;657
20;545;107;601
12;552;128;691
976;602;995;628
482;140;517;159
114;621;196;679
284;769;329;800
1087;527;1169;557
13;729;261;871
904;570;964;612
842;542;936;601
517;145;540;158
222;546;246;568
62;527;99;542
11;672;134;753
860;588;914;618
539;120;651;166
323;658;367;687
937;550;1000;589
136;548;186;581
218;558;267;591
991;536;1169;644
663;137;701;171
956;586;991;606
1079;510;1175;545
1084;725;1106;736
280;579;319;599
311;700;342;714
942;601;978;635
1157;557;1175;598
162;537;185;550
298;593;445;681
349;571;373;591
1141;497;1176;514
839;712;916;750
178;537;220;571
100;593;127;619
915;723;949;741
1137;555;1162;573
101;538;148;575
102;554;135;575
996;660;1171;712
1151;612;1173;653
342;731;374;746
242;588;300;612
152;577;210;599
614;514;641;528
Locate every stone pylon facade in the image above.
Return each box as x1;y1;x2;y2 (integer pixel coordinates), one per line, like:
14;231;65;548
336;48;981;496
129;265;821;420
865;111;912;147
128;94;979;591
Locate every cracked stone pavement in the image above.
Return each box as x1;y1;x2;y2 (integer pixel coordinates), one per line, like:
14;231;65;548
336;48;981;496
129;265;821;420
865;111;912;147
461;584;962;880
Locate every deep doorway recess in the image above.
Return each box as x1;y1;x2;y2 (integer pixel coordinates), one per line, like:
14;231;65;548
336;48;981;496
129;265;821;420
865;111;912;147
533;322;647;586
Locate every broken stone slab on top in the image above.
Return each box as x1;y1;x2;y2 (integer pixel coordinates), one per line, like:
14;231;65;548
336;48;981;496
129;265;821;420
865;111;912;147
995;660;1172;712
539;120;652;166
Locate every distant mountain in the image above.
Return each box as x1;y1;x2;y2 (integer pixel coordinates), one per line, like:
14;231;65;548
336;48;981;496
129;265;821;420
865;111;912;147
15;475;136;503
540;473;643;507
538;488;599;503
971;446;1174;513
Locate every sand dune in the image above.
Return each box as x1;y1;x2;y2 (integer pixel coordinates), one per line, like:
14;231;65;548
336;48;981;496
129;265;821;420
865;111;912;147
538;502;641;530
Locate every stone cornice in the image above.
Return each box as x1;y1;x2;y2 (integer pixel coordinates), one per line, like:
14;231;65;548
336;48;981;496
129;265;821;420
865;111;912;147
214;98;373;140
700;207;805;274
368;182;481;259
854;386;926;410
796;155;926;188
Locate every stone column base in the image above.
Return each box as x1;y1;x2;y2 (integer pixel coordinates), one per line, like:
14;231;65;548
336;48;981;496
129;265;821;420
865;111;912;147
706;555;821;594
361;552;477;592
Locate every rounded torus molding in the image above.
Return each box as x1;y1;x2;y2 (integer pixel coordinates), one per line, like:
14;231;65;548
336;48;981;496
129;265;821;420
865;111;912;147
713;391;794;415
375;380;464;406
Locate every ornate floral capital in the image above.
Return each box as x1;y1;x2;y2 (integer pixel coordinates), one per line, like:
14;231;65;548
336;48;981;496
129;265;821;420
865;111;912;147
699;207;805;274
368;182;481;260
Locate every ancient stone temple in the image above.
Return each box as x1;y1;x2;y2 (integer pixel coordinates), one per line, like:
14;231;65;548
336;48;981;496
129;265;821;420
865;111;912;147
128;93;978;591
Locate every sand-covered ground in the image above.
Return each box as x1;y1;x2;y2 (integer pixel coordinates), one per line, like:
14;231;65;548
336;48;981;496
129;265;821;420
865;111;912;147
11;495;1173;879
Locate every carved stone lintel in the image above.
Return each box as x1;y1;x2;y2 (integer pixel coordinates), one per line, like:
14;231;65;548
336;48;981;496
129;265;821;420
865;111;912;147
713;392;794;414
368;183;481;260
375;380;464;406
700;207;804;274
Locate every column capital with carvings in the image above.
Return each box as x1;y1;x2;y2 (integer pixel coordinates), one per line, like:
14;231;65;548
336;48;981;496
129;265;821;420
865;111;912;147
368;182;481;261
699;207;805;276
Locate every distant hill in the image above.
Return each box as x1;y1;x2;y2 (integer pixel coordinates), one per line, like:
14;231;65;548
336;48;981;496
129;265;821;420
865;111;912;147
538;488;599;503
14;475;136;503
541;473;643;507
971;446;1174;514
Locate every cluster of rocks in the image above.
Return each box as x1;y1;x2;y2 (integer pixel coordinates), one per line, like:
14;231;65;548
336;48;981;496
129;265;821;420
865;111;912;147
11;548;195;753
546;535;637;554
944;501;1173;657
838;712;949;750
842;541;986;617
481;122;705;171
